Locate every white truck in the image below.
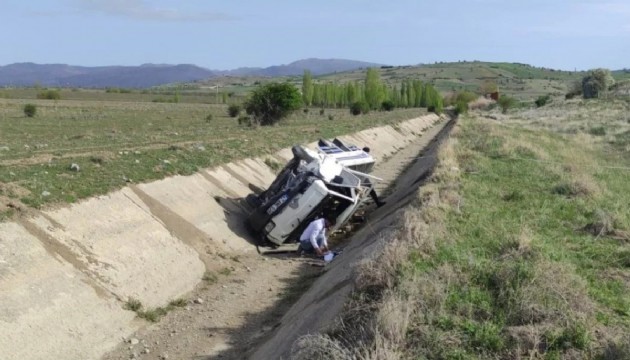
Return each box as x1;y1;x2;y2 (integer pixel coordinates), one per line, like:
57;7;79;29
246;139;380;247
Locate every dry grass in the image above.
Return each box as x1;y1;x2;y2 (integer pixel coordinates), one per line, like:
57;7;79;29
290;334;353;360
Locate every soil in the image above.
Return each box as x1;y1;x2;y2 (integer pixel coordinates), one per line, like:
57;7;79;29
100;119;453;360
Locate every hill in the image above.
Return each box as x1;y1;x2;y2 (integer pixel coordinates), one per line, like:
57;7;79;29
0;63;216;88
213;58;384;77
0;58;383;88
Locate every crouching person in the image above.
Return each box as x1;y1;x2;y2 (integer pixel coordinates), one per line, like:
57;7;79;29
298;216;335;256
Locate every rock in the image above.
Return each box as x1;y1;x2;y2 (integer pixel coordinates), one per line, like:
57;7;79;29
41;191;51;197
163;160;171;165
135;159;140;163
0;146;9;151
134;151;141;155
70;163;80;172
160;354;169;359
129;338;140;345
194;298;204;304
142;348;150;354
9;172;15;176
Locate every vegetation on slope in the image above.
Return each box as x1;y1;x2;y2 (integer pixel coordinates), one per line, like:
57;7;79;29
293;99;630;359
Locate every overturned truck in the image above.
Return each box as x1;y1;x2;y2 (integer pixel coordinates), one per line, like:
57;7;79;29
246;139;380;247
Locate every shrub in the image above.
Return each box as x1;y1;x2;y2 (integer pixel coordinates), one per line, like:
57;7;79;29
205;114;213;122
227;104;241;118
350;101;370;115
238;115;252;126
498;95;517;114
319;108;325;116
23;103;37;117
328;114;335;121
37;89;61;100
589;126;606;136
582;68;615;99
381;100;395;111
244;82;302;126
454;100;468;115
535;94;551;107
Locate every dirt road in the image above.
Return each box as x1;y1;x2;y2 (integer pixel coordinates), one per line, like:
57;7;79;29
101;118;453;360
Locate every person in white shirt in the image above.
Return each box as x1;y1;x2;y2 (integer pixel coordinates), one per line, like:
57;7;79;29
298;217;335;256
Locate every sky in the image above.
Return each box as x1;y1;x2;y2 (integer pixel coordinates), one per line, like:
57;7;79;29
1;0;628;71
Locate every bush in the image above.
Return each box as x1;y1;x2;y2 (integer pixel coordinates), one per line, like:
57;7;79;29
205;114;213;122
244;82;302;126
454;100;468;115
381;100;395;111
227;104;241;118
37;89;61;100
498;95;517;114
535;94;551;107
319;109;325;116
350;101;370;116
238;115;252;126
582;68;615;99
23;103;37;117
328;114;335;121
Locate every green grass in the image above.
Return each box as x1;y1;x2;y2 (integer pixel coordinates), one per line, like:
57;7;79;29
402;110;630;358
122;296;188;323
324;99;630;359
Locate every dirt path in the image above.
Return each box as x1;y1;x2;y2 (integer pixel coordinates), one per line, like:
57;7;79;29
101;119;452;360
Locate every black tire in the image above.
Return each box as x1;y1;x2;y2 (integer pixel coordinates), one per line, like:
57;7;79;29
291;145;315;162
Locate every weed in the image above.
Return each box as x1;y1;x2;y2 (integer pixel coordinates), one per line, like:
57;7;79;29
124;297;143;312
218;267;232;276
168;298;187;307
264;158;282;173
589;126;607;136
202;271;218;284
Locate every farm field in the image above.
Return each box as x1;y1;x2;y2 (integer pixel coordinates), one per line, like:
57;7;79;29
0;94;427;214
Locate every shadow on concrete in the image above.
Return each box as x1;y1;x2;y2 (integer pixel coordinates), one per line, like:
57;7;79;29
212;195;259;248
191;257;324;360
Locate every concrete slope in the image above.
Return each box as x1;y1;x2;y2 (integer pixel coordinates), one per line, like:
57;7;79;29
0;221;135;360
0;113;441;360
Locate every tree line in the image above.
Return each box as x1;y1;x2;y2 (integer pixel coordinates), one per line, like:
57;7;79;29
302;69;443;113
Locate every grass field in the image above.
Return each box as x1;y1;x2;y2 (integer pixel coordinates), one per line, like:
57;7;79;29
0;95;427;215
302;98;630;359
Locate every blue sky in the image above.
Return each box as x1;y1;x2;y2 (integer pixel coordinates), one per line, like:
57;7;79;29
2;0;628;71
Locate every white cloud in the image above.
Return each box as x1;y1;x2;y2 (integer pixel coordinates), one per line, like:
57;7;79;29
76;0;237;22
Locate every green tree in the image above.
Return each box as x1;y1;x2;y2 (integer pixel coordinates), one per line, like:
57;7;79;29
364;68;384;109
582;68;615;99
302;70;314;106
245;82;302;126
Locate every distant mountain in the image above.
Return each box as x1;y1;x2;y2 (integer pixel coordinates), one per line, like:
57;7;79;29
0;63;216;88
214;58;385;77
0;58;385;88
